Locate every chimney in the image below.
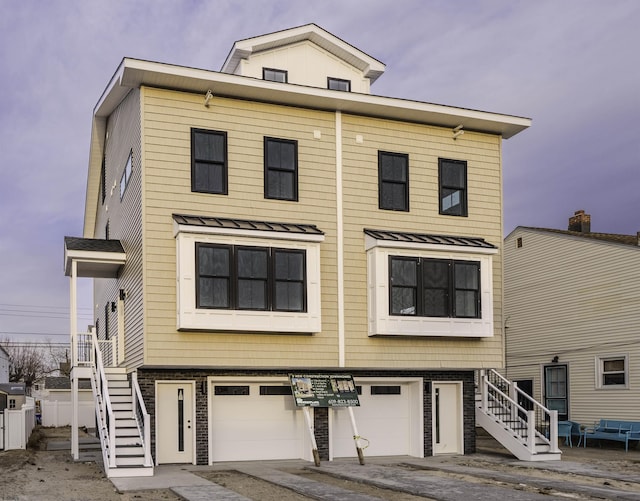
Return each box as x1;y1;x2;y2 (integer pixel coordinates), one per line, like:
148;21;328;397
568;210;591;233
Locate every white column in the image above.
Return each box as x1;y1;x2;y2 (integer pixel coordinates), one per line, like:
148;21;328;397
335;111;345;367
70;260;79;460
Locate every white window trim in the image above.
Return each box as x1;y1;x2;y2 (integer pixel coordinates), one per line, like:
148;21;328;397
595;354;629;389
175;223;323;333
365;235;496;337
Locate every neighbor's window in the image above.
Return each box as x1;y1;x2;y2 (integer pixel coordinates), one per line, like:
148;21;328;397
100;155;106;204
389;256;480;318
263;68;288;83
196;243;306;312
378;151;409;211
598;356;628;388
9;399;16;409
328;77;351;92
264;137;298;201
191;129;228;195
119;151;132;200
439;158;467;216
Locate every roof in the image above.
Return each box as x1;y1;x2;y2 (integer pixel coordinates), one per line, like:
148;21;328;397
64;236;127;277
510;227;640;248
221;23;386;83
173;214;324;236
45;376;92;390
364;229;498;249
0;382;26;395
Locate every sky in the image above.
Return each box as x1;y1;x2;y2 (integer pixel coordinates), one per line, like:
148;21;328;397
1;0;638;344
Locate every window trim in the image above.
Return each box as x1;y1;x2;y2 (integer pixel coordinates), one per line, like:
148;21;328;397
596;355;628;389
262;67;288;83
264;137;298;201
327;77;351;92
438;158;468;217
191;128;228;195
378;151;409;212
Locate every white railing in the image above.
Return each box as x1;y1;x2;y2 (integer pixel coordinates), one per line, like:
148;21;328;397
131;372;152;467
87;332;117;469
479;369;559;454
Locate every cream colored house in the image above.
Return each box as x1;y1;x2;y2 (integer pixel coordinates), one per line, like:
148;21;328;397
505;210;640;425
64;24;534;476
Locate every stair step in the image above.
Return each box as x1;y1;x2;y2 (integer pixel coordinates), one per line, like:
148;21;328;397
108;380;131;389
116;456;146;466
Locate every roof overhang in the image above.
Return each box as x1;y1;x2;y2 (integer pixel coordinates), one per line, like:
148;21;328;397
64;237;126;278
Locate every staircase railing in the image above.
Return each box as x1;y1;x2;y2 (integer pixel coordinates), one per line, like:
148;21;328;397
131;372;152;467
83;330;117;469
478;369;559;453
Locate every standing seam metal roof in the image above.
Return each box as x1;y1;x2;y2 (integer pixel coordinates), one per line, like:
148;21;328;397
173;214;324;235
364;229;497;249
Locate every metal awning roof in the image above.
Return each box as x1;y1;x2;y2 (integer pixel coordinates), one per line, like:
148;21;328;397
64;236;126;278
364;228;497;249
173;214;324;236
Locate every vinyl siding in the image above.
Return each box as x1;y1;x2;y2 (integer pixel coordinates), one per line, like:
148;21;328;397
340;114;504;368
505;228;640;423
140;87;339;367
93;88;144;368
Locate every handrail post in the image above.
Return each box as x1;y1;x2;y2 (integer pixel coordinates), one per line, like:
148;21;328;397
479;370;487;412
527;410;535;451
549;410;560;452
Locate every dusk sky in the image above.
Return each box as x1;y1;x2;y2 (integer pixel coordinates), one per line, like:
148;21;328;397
1;0;638;344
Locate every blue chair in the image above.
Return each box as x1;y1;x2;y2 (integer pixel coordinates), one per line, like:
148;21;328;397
558;420;573;447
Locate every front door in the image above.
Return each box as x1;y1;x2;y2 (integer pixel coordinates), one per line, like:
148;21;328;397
432;382;463;454
544;365;568;421
156;382;195;464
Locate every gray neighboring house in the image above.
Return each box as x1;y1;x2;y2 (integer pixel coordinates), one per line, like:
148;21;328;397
504;210;640;425
0;345;9;383
0;382;26;412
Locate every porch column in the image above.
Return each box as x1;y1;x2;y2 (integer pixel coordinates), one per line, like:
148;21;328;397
70;259;79;460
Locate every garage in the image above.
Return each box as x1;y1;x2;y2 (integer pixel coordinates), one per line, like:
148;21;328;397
330;378;423;458
208;377;313;463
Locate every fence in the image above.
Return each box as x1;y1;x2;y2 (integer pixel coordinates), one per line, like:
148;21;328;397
3;398;36;450
41;400;95;428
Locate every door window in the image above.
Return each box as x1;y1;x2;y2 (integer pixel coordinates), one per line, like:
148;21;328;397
544;365;568;420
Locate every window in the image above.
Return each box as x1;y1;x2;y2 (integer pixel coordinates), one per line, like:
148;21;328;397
264;137;298;201
390;257;480;318
214;385;250;396
104;303;110;340
439;158;467;216
263;68;287;83
191;129;227;194
378;151;409;211
9;398;16;409
105;220;109;240
197;243;306;312
119;151;132;199
597;356;628;388
100;155;106;204
328;77;351;92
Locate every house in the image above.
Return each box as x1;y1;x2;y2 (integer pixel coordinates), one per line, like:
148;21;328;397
0;345;9;383
504;210;640;425
0;382;26;412
64;24;534;476
38;377;94;428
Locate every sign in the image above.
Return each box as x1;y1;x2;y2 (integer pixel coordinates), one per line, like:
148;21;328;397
289;374;360;407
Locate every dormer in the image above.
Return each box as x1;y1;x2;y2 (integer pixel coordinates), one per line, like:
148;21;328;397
221;24;385;94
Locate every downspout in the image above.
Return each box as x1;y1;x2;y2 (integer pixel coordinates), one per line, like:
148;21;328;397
336;111;345;367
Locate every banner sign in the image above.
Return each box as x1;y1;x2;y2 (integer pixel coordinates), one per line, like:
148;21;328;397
289;374;360;407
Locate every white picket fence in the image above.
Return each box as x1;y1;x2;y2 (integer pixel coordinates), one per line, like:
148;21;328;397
2;398;36;450
41;400;95;428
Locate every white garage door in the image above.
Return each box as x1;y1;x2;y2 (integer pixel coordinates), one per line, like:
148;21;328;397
209;379;311;463
331;379;422;458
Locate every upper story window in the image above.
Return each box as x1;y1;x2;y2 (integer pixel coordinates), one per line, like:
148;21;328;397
264;137;298;201
263;68;288;83
439;158;467;216
390;257;480;318
191;129;228;195
327;77;351;92
597;356;628;388
119;151;132;200
378;151;409;211
197;244;306;312
100;155;106;204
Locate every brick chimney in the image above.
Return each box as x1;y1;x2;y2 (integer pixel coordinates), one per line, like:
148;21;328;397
568;210;591;233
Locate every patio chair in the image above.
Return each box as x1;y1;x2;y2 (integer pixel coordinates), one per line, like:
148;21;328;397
558;420;573;447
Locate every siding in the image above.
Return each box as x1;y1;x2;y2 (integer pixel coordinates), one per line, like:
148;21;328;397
94;88;144;368
141;87;339;367
504;228;640;423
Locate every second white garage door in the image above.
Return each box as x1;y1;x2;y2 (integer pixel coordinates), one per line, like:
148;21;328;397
330;378;423;459
209;378;313;463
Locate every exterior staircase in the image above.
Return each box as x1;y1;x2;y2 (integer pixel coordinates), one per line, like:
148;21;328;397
476;369;562;461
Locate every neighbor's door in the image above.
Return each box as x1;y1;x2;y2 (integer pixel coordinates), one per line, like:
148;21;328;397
432;382;463;454
156;382;195;464
544;365;568;421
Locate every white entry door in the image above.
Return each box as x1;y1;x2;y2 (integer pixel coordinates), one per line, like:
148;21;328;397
156;382;195;464
432;382;463;454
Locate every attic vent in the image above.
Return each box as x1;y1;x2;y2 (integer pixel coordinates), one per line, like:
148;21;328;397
516;237;523;248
